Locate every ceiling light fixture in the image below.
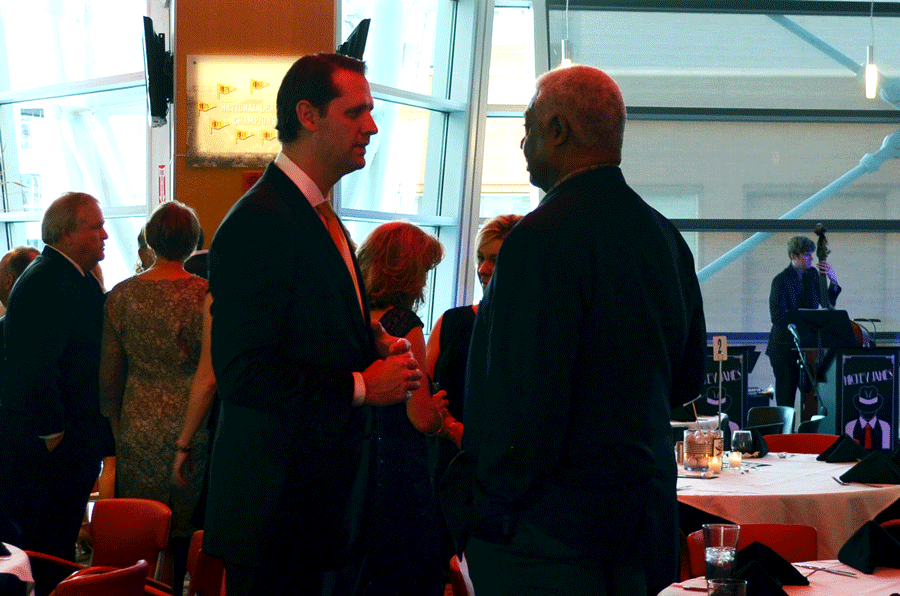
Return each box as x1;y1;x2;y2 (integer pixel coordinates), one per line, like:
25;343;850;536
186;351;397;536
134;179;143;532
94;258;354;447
560;0;572;68
865;1;878;99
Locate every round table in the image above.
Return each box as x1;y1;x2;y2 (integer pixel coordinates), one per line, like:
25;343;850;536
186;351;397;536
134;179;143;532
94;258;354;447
660;560;900;595
676;453;900;558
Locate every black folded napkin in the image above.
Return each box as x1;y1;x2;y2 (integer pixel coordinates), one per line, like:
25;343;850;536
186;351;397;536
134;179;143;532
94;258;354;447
751;429;770;458
838;520;900;574
889;444;900;467
730;561;789;596
0;543;9;557
733;541;809;586
670;405;697;422
737;428;770;458
816;433;868;463
838;451;900;485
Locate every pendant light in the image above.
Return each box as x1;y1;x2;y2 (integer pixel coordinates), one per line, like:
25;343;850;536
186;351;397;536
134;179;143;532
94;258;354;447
560;0;572;68
865;1;878;99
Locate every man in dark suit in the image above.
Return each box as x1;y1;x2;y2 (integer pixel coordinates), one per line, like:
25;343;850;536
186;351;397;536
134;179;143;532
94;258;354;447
202;53;423;596
0;192;111;560
766;235;840;410
460;66;706;596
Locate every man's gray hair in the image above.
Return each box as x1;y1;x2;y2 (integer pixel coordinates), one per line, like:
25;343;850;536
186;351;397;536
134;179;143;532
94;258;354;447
535;65;626;156
41;192;99;245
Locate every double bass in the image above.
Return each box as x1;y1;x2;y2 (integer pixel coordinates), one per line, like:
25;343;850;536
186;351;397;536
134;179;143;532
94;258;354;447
813;224;871;347
800;225;871;420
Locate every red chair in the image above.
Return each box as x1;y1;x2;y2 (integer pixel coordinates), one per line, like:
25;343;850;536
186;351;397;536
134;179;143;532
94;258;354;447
49;560;148;596
186;531;225;596
448;554;474;596
28;498;172;595
881;519;900;542
89;498;171;579
763;433;839;455
686;523;818;578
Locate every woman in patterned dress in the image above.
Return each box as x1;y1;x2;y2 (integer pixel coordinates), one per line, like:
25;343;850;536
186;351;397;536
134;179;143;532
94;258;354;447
99;201;208;591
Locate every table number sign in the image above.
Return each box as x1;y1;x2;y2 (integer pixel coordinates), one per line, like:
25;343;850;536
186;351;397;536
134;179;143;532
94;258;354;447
700;345;758;429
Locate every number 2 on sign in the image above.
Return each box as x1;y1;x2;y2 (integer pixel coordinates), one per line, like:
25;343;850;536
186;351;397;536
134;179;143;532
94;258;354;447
713;336;728;361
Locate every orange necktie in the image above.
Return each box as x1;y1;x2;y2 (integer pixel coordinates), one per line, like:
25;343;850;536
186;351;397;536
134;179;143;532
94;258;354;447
864;422;873;450
315;201;364;316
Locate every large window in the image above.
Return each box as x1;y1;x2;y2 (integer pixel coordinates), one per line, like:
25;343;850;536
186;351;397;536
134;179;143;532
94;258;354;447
0;1;165;292
338;0;492;330
338;0;900;372
538;3;900;343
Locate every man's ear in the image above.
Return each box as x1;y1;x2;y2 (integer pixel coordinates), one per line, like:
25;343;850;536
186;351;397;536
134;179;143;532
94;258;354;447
59;227;75;249
296;100;319;132
547;114;569;147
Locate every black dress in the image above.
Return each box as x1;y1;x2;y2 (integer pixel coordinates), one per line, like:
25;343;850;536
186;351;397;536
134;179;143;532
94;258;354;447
429;305;476;480
361;306;444;596
428;305;476;569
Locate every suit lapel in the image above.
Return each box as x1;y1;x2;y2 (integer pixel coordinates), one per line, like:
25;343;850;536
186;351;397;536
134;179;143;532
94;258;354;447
265;165;371;340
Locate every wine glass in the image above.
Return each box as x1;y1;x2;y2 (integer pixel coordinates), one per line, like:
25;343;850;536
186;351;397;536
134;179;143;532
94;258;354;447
731;430;753;454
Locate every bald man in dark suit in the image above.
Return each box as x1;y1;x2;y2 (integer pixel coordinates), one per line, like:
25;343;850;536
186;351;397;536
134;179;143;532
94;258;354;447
460;66;706;596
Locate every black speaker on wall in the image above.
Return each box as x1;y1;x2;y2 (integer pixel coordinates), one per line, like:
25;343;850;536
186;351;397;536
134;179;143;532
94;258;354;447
337;18;371;60
143;16;173;128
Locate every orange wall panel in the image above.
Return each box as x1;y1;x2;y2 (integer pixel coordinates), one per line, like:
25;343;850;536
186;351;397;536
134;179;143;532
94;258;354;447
175;0;334;242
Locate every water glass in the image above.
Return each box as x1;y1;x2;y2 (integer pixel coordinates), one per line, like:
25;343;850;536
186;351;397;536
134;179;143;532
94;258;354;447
702;523;740;580
707;578;747;596
731;430;753;454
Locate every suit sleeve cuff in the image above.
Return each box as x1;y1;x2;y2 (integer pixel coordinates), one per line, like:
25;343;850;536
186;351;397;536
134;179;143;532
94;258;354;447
352;372;366;407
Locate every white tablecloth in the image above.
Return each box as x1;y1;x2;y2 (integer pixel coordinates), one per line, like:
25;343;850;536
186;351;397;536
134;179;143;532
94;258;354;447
671;415;724;431
659;560;900;595
677;453;900;558
1;542;35;596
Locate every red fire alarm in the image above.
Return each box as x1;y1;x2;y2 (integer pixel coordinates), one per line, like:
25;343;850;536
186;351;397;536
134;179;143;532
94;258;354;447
243;170;263;191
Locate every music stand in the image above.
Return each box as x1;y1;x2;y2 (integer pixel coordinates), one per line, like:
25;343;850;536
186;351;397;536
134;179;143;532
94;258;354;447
786;309;858;349
786;309;858;417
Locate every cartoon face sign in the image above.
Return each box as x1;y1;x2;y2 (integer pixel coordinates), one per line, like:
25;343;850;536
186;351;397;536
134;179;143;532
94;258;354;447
846;385;892;451
704;386;731;412
854;385;883;416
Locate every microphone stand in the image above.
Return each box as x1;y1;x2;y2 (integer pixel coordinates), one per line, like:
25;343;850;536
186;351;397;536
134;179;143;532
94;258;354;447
789;324;827;417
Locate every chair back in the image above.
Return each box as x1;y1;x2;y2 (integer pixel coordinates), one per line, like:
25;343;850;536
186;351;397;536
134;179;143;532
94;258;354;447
881;519;900;542
763;433;839;455
448;555;474;596
746;406;795;435
26;551;81;596
187;531;226;596
741;422;784;438
49;560;148;596
797;414;826;434
686;523;817;578
89;498;171;580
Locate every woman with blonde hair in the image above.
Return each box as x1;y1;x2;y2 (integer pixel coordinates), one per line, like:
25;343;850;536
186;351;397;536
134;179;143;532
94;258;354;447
424;213;522;574
356;220;446;596
425;213;523;450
